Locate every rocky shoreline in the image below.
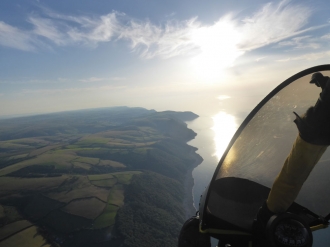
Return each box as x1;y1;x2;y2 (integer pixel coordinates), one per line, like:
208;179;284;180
183;167;196;219
183;151;203;220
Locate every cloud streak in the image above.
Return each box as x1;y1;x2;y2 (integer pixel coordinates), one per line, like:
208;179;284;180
0;0;321;65
238;0;312;50
276;51;330;62
21;85;127;95
119;18;199;59
0;21;36;51
276;35;322;50
78;77;126;82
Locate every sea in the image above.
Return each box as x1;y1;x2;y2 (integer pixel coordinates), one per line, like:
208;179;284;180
186;112;330;247
187;112;241;213
187;112;239;247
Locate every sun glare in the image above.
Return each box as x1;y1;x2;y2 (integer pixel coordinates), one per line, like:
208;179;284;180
190;17;243;82
212;111;238;160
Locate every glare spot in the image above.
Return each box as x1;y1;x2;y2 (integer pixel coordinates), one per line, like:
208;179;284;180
190;17;244;82
212;111;238;160
217;95;231;100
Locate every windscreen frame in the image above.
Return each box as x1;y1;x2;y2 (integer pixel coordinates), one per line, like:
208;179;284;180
200;64;330;230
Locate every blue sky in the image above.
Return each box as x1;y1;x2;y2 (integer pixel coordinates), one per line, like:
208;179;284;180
1;0;330;117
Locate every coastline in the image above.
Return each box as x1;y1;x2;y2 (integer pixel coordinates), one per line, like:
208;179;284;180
183;151;203;219
182;116;203;220
183;167;196;219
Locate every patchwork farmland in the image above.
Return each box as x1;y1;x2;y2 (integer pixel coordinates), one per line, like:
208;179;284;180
0;107;200;246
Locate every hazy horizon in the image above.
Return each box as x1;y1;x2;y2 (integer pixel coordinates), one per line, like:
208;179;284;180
2;0;330;118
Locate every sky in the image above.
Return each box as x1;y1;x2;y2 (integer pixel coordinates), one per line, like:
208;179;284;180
1;0;330;118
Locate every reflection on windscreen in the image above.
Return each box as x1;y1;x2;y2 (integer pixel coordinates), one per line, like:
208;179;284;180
211;71;330;219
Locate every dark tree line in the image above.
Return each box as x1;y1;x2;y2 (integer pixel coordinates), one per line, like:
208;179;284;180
114;172;185;247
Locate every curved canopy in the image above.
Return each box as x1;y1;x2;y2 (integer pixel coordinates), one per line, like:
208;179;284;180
200;65;330;233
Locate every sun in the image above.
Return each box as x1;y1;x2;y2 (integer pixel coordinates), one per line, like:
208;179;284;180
190;17;243;82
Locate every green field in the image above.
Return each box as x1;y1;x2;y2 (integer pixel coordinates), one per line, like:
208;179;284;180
0;205;4;219
133;147;151;154
74;156;99;165
7;153;28;160
93;204;119;229
28;144;61;156
0;220;32;241
0;176;68;192
0;152;76;176
89;179;117;187
71;130;162;150
0;226;50;247
88;171;141;187
99;159;126;168
113;171;142;184
62;198;106;219
0;142;31;151
88;174;114;181
73;162;91;170
0;108;197;245
108;185;125;207
90;171;141;229
46;176;110;202
75;137;109;146
2;206;23;224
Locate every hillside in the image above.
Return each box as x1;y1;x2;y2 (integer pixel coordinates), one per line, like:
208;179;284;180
0;107;201;247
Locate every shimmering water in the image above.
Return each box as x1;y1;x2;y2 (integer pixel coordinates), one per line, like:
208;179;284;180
187;112;239;210
187;112;239;247
187;115;218;210
187;111;330;246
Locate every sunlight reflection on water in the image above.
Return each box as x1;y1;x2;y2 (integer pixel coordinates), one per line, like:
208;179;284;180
190;111;238;247
212;111;238;161
187;111;239;214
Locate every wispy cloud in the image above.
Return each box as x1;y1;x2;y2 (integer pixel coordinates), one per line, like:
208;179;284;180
66;13;119;45
21;85;127;95
0;78;55;84
255;56;267;62
119;18;199;59
0;0;322;65
78;77;126;82
29;16;68;46
276;35;321;49
110;77;126;81
78;77;105;83
218;95;231;100
276;51;330;62
0;21;36;51
321;33;330;40
238;0;313;50
0;77;126;85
